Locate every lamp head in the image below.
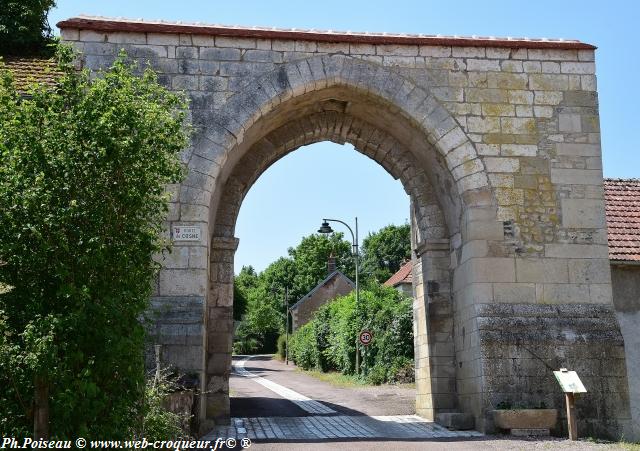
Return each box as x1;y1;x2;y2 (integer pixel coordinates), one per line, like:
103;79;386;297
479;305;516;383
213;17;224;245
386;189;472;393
317;221;333;234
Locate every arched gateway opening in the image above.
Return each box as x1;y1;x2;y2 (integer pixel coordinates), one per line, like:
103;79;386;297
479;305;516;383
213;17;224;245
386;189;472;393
59;16;633;439
199;55;490;430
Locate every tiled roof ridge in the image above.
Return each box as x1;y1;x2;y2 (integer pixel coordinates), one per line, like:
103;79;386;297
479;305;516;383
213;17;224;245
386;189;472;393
57;16;596;50
604;177;640;183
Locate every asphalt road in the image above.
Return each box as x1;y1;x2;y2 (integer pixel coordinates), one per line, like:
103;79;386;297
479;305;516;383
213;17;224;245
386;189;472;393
227;355;628;451
230;354;416;418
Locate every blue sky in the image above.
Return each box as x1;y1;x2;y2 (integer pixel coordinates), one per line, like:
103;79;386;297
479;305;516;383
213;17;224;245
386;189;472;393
49;1;638;272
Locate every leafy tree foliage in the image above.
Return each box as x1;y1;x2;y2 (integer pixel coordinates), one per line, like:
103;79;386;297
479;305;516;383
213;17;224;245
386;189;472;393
233;233;352;352
287;233;352;302
233;265;258;321
0;0;56;55
234;224;411;353
0;48;188;437
361;224;411;283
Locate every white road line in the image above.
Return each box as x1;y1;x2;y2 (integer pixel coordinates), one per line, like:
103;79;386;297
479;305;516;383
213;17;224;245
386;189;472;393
234;355;337;415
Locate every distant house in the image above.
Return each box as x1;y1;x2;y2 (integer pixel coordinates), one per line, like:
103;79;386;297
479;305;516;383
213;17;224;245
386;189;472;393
383;260;413;298
290;256;354;331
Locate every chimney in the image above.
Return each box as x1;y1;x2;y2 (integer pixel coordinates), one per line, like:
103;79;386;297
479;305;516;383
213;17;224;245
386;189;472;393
327;252;337;275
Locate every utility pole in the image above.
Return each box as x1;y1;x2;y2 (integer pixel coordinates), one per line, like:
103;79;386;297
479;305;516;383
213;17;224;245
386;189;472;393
284;286;289;365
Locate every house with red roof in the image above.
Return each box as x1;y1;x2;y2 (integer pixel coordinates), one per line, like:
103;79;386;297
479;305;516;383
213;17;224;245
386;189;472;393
605;178;640;264
605;178;640;437
383;260;413;298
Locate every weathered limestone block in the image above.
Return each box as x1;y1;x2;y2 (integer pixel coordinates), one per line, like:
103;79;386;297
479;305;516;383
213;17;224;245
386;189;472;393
159;269;208;296
560;198;606;228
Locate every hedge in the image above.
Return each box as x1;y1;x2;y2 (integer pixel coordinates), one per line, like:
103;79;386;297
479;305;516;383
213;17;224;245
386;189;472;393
288;284;414;384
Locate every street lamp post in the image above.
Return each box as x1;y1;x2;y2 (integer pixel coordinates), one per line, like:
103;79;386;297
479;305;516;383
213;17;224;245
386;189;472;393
318;217;360;374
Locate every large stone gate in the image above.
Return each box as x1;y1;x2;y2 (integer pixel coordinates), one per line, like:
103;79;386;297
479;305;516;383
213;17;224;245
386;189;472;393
58;16;632;438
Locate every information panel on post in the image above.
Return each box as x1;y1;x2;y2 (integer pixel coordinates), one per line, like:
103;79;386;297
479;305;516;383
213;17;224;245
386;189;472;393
553;368;587;394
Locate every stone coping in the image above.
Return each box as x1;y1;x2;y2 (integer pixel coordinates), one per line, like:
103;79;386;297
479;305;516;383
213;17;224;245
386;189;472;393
57;16;596;50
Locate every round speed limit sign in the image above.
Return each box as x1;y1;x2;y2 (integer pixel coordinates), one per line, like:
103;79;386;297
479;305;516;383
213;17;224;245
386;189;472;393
359;330;373;346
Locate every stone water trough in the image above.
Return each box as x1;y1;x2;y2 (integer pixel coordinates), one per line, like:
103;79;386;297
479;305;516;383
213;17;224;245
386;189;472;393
492;409;558;435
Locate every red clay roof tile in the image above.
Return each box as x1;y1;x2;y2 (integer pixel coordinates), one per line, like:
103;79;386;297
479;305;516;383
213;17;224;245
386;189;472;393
2;57;62;93
605;178;640;262
383;261;413;287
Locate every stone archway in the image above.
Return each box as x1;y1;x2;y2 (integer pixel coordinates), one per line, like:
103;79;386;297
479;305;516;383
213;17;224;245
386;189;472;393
197;55;496;430
59;17;633;438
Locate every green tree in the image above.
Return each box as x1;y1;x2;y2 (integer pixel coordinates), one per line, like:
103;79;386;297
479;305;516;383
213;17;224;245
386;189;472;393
0;0;56;55
234;259;294;352
0;48;188;438
233;234;353;353
233;265;258;321
361;224;411;283
288;233;353;302
261;257;296;297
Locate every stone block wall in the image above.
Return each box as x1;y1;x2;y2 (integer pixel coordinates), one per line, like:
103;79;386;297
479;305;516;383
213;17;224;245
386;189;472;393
612;265;640;441
59;17;631;437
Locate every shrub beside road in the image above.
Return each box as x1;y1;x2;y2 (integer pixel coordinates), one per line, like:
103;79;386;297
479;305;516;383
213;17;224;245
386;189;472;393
288;285;414;385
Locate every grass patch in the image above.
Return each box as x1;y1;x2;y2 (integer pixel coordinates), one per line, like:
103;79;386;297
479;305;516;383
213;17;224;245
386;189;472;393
295;368;367;388
620;442;640;451
293;366;416;390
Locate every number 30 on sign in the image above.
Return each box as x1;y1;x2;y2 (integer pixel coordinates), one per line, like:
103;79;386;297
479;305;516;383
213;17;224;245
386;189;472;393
359;330;373;346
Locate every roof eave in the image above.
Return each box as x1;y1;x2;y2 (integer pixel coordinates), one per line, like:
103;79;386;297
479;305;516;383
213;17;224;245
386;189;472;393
610;259;640;266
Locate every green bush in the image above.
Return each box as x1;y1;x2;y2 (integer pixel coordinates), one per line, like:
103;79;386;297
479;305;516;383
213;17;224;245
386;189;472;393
0;48;188;437
232;337;260;355
365;364;387;385
289;323;319;370
387;357;415;384
289;285;414;384
139;371;187;440
276;334;287;360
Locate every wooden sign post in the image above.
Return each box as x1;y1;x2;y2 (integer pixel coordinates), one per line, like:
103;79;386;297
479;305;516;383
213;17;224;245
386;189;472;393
553;368;587;441
565;392;577;440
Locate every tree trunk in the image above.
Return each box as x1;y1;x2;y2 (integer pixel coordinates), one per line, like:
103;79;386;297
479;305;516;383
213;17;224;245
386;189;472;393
33;376;49;439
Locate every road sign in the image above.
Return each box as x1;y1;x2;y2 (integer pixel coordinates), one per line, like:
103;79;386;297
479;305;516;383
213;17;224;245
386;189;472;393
172;225;201;241
359;330;373;346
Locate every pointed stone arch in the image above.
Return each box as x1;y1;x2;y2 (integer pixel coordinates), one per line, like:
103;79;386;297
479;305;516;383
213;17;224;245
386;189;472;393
185;54;494;232
61;20;633;439
195;55;498;430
